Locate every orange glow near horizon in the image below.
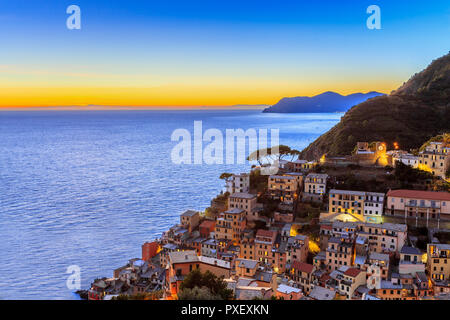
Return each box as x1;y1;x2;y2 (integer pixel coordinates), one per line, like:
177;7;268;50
0;77;399;108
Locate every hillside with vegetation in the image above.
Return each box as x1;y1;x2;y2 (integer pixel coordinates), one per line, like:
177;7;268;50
262;91;384;113
299;52;450;160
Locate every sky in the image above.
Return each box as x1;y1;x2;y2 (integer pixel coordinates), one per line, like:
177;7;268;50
0;0;449;107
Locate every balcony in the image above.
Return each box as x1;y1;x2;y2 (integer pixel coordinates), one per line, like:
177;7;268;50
406;201;440;209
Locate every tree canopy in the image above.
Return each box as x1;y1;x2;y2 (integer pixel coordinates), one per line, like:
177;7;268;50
247;145;301;165
219;172;233;180
178;269;233;300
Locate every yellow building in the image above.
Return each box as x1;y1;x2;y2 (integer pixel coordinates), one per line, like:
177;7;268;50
329;189;365;217
268;175;299;205
304;173;328;195
214;208;246;243
418;142;450;180
427;243;450;282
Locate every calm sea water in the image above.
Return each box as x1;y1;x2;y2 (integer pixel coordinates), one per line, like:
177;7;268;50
0;109;340;299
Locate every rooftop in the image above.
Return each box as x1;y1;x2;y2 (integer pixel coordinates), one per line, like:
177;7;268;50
400;246;422;255
330;189;366;196
269;175;296;180
168;250;198;264
199;220;215;228
428;243;450;250
277;284;302;295
224;208;245;214
292;261;314;273
309;286;336;300
284;172;304;176
237;259;259;270
306;173;328;179
369;252;390;263
256;229;277;239
181;210;199;217
230;192;257;199
387;189;450;201
199;256;230;269
344;268;361;278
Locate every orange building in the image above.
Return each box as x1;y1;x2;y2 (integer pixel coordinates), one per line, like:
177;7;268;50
166;251;231;296
142;241;160;262
214;208;246;244
255;229;278;265
199;220;216;238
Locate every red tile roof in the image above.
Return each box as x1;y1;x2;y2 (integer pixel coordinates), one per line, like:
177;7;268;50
200;220;215;228
320;274;331;282
292;261;314;273
256;229;276;238
387;189;450;201
344;268;361;277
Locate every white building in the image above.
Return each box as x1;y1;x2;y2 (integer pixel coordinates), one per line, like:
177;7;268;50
226;173;250;194
364;192;385;223
391;152;419;168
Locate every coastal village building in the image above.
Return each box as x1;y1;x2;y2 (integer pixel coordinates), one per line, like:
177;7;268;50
329;189;365;217
235;258;260;278
254;229;278;266
303;173;328;202
201;239;218;258
390;151;419;168
386;189;450;226
353;142;389;167
228;192;258;221
180;210;200;233
418;142;450;180
276;284;303;300
289;160;317;173
427;244;450;282
399;246;425;276
364;192;385;223
284;172;304;186
142;241;160;262
214;208;246;244
285;235;309;265
356;222;407;254
327;190;385;223
289;261;315;294
239;239;256;260
365;252;390;281
167;251;230;296
268;175;299;205
199;220;216;238
322;142;390;167
225;173;250;194
325;237;354;271
338;267;366;300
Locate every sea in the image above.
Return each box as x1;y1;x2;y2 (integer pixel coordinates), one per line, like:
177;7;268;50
0;109;341;299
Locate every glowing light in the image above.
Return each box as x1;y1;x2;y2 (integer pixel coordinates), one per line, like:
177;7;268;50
417;163;433;174
421;253;428;264
308;240;320;254
320;154;326;164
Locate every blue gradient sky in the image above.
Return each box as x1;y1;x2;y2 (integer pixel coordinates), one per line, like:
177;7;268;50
0;0;449;106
